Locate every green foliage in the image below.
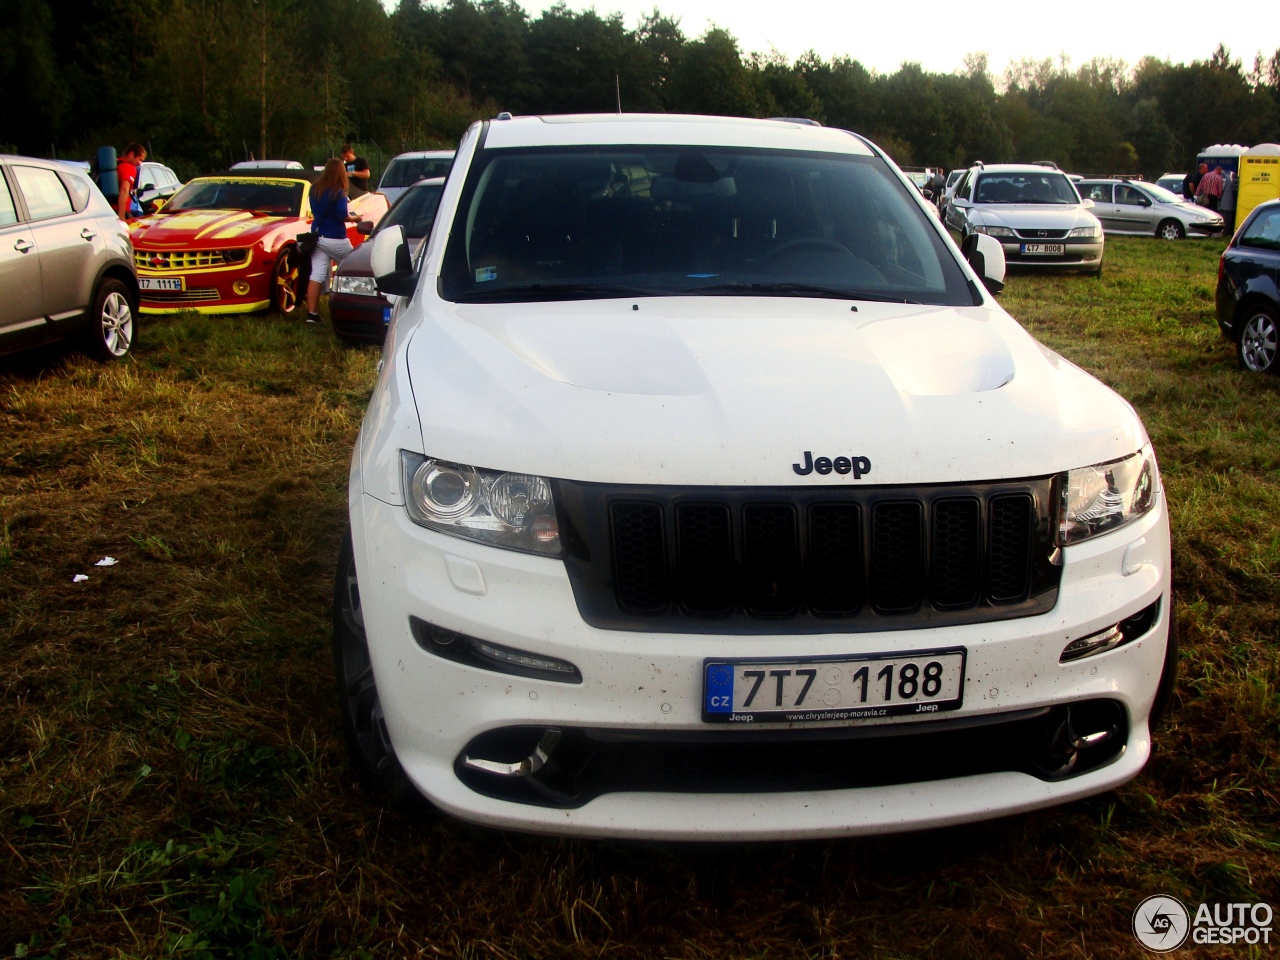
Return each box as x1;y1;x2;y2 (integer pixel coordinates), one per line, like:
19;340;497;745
0;0;1277;181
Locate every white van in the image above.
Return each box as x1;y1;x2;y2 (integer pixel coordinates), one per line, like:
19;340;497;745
337;114;1176;840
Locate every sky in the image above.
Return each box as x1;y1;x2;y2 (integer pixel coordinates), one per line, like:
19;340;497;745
520;0;1280;77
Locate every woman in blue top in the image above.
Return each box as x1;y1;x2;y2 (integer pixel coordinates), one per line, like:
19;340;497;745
306;158;360;323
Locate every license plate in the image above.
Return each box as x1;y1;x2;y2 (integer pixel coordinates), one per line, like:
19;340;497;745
703;648;965;723
139;277;185;291
1020;243;1064;255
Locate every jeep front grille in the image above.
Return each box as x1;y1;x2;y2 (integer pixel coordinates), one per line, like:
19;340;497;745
554;478;1060;634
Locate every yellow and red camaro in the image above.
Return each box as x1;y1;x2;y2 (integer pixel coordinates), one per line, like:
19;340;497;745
128;171;388;315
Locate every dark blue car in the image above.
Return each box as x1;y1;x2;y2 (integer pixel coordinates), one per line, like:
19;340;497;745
1216;199;1280;373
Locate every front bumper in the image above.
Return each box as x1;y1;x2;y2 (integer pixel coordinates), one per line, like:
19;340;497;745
1187;220;1224;236
352;483;1171;839
134;258;272;315
331;291;391;342
998;239;1104;268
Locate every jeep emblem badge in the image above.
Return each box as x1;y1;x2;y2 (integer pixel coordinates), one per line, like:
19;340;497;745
792;451;871;479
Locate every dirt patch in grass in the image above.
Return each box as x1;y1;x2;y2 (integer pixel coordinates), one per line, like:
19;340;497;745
2;243;1277;958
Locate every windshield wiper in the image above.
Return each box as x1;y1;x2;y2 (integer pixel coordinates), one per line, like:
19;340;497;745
453;282;671;303
688;282;918;304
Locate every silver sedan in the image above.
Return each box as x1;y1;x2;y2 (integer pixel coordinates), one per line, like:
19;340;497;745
1076;179;1224;240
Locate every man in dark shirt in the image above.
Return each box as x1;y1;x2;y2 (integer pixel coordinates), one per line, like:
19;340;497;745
341;144;370;196
1183;163;1207;202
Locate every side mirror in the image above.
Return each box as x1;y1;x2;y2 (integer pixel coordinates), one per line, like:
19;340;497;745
356;220;374;236
1081;198;1095;209
371;224;417;297
152;198;167;212
953;197;971;209
961;232;1006;295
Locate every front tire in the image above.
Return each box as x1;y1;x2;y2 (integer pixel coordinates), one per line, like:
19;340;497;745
333;529;422;809
1156;218;1185;241
85;277;136;361
271;246;302;316
1236;304;1280;373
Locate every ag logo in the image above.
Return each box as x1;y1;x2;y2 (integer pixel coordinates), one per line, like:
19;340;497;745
1133;895;1190;952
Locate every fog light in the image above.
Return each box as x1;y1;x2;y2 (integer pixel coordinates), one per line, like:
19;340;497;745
232;280;251;296
1060;625;1123;662
409;616;582;683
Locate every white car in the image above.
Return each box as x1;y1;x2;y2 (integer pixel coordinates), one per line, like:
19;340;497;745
377;150;455;206
946;163;1105;275
339;114;1175;840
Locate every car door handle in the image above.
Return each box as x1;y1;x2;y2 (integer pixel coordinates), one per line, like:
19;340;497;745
80;228;97;241
13;238;32;253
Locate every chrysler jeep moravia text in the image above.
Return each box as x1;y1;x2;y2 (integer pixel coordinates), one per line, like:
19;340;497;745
336;114;1175;839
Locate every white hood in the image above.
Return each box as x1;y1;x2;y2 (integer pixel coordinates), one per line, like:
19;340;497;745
403;295;1145;486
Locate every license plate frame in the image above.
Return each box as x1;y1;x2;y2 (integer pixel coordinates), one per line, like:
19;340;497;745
703;647;966;724
139;277;185;291
1020;243;1065;256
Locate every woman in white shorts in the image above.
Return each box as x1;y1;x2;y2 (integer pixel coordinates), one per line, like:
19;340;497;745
305;158;360;324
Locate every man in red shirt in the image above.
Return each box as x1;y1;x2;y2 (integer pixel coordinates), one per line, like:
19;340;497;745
116;142;146;220
1195;165;1225;211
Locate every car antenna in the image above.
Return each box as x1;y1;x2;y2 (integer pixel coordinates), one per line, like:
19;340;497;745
616;74;622;114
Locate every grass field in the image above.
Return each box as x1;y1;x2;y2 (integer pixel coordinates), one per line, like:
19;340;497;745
1;236;1277;959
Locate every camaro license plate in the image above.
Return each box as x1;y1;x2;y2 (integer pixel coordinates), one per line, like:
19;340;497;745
703;649;965;723
1020;243;1064;255
139;277;184;291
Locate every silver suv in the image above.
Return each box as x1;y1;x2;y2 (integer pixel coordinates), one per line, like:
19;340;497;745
0;156;138;360
1076;178;1224;240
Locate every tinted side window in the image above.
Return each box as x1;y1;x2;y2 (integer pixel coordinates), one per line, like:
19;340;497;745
0;172;17;226
13;166;74;220
1240;208;1280;249
1116;185;1146;206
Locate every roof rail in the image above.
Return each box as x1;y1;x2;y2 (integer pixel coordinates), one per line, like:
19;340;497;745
767;117;822;126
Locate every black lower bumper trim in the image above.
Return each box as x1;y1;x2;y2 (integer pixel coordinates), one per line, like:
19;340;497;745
455;699;1129;808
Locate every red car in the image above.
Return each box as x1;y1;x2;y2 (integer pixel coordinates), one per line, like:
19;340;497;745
129;171;388;315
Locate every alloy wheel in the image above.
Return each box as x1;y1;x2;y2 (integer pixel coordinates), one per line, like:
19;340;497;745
1240;311;1278;372
100;291;133;358
274;250;300;314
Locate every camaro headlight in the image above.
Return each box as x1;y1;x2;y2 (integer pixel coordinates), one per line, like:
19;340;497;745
975;225;1016;237
1068;225;1100;238
401;452;561;556
331;274;379;296
1058;444;1159;545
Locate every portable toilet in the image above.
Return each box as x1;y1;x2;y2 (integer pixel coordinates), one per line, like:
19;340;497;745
1236;143;1280;227
1197;144;1248;177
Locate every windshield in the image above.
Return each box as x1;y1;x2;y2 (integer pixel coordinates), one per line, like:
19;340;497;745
440;146;972;305
381;156;454;188
1141;182;1183;204
378;182;444;238
164;179;303;215
974;172;1080;205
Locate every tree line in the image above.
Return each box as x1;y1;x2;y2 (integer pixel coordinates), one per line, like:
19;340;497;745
3;0;1279;181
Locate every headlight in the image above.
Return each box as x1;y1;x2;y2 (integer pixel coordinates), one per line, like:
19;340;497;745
401;452;561;556
1068;225;1100;238
975;225;1016;238
1058;445;1159;545
221;249;249;264
331;274;379;296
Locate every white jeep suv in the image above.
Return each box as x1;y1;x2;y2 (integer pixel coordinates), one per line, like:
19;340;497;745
337;114;1174;840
